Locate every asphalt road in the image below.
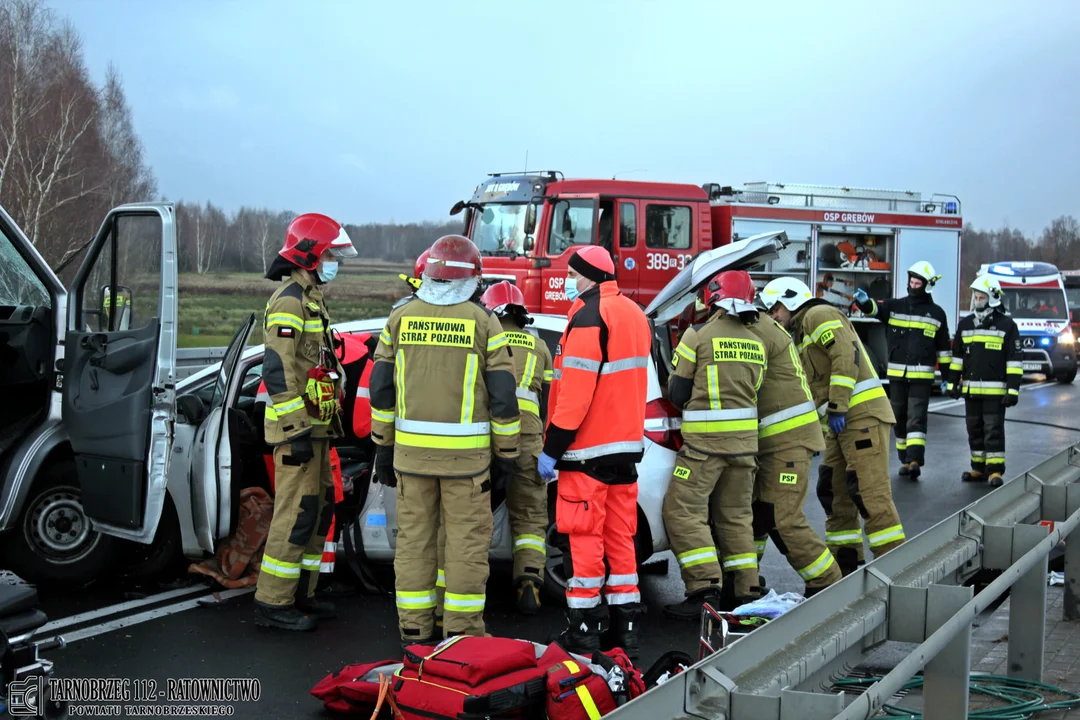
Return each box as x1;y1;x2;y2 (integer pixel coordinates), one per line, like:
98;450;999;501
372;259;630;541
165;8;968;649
36;377;1080;719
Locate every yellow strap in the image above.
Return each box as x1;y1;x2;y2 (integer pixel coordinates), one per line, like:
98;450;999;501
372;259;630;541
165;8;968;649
575;686;602;720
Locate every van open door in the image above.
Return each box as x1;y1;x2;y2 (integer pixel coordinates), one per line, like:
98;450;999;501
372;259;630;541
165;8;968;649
190;314;256;552
61;203;177;544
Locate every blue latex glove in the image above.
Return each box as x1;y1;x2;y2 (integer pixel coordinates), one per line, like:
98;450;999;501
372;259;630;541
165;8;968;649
827;412;846;435
853;288;869;305
538;452;558;480
940;380;950;395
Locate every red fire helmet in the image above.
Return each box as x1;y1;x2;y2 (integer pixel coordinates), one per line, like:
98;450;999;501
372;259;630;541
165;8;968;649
705;270;756;306
414;248;431;278
424;235;482;280
278;213;357;271
480;280;527;315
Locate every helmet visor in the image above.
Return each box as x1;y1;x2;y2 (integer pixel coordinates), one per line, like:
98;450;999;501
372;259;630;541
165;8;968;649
329;226;358;258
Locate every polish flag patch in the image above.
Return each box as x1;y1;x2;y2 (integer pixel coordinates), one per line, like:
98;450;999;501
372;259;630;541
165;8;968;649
278;327;295;338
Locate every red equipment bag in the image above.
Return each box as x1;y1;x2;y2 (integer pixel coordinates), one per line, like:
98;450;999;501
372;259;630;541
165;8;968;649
391;636;547;719
540;643;646;720
310;659;401;715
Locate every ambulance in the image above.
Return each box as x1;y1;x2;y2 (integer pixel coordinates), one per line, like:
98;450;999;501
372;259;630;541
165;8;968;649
980;262;1077;383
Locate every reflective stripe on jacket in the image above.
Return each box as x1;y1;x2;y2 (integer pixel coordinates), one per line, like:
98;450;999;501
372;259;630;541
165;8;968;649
369;298;520;477
544;281;651;476
747;317;825;454
947;310;1022;397
864;295;951;382
500;318;553;436
262;271;344;445
669;312;764;456
793;301;895;425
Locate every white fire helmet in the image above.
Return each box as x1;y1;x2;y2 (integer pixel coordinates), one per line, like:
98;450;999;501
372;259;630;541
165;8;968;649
759;277;814;313
970;275;1003;308
908;261;943;290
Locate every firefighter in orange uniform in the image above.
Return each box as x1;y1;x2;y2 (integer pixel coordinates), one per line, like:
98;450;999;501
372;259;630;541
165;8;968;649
540;246;651;659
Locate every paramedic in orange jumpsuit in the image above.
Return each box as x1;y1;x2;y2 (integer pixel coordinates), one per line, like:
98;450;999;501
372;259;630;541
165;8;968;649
540;245;651;659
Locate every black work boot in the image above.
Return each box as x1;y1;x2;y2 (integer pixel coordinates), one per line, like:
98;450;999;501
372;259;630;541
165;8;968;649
253;601;317;631
605;603;647;660
988;473;1004;487
515;578;542;616
552;606;608;655
296;594;337;619
664;585;722;620
898;463;910;476
962;470;985;483
905;462;922;480
835;547;862;577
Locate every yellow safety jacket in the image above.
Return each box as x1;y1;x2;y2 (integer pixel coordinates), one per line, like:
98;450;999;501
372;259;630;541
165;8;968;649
369;298;521;478
791;302;894;426
670;312;766;456
262;271;344;445
500;318;553;437
747;317;825;454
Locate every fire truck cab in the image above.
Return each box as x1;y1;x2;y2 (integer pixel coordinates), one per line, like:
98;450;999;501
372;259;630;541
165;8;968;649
454;172;964;379
457;171;712;313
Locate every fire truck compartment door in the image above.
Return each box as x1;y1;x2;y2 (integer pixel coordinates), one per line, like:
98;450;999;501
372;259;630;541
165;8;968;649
896;228;961;333
645;231;785;324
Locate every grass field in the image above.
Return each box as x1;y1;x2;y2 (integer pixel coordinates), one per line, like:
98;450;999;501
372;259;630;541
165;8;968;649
178;267;408;347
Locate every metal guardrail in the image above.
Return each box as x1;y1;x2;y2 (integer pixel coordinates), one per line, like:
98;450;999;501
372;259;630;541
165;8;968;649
175;346;229;380
609;442;1080;720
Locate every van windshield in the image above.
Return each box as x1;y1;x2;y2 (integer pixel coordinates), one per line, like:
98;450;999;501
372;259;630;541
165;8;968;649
470;203;542;256
1001;287;1069;320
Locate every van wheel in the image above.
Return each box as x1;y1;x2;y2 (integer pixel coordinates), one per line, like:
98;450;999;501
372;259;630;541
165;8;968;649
117;494;183;582
1056;368;1077;384
541;497;651;605
4;461;117;587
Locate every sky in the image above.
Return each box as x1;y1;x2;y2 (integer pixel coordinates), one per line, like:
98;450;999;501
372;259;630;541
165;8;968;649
54;0;1080;235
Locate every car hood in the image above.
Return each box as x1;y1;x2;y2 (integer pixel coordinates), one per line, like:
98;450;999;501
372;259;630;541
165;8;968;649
644;231;787;324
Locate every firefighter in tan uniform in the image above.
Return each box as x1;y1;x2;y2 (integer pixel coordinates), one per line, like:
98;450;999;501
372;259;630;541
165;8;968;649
369;235;520;642
479;281;554;614
761;278;905;576
663;271;767;618
254;213;357;631
748;307;841;597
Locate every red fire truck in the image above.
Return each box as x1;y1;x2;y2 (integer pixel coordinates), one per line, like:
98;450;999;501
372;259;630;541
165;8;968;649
450;172;963;374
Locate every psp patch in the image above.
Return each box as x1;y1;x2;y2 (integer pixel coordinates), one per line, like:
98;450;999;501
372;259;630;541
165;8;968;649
779;472;798;485
820;329;835;347
673;466;691;480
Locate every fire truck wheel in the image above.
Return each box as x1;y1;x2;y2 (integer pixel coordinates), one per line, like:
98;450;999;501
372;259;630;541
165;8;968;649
1055;367;1076;384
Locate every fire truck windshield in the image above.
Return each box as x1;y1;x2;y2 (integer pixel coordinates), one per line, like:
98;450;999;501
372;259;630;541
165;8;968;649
1001;287;1069;320
470;203;542;255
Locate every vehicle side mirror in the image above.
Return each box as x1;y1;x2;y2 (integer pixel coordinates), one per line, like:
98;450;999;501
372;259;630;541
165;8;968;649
525;201;538;235
449;200;466;216
101;285;133;332
177;394;207;424
523;235;534;252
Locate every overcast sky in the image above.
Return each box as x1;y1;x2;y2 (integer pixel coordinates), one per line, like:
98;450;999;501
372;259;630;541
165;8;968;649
55;0;1079;235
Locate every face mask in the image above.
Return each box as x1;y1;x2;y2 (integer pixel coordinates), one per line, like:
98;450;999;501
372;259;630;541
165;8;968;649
564;276;580;302
318;260;339;283
973;294;989;311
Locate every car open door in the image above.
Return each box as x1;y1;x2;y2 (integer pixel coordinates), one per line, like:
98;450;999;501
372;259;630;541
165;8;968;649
61;203;177;543
644;230;787;324
190;314;256;552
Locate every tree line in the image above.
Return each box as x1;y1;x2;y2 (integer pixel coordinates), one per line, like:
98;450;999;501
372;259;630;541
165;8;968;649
2;0;1077;294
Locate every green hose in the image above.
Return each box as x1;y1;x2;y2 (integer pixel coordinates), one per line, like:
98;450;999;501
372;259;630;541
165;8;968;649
833;673;1080;719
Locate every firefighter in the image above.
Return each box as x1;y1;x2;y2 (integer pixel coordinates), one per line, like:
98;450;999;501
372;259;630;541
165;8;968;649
370;235;520;643
947;275;1022;487
538;245;650;658
854;261;951;479
663;270;766;619
480;280;554;614
748;293;841;598
254;212;356;631
761;277;905;576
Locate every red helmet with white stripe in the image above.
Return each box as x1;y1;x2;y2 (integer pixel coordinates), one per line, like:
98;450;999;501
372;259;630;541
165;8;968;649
424;235;482;280
480;280;526;315
414;248;431;278
278;213;357;271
